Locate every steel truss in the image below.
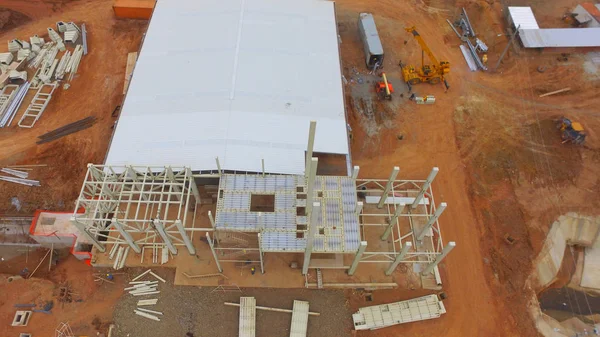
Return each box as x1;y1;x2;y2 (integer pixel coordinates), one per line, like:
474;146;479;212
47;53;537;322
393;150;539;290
71;165;201;254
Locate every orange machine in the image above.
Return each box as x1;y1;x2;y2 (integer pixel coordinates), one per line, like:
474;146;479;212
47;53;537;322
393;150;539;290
375;72;394;100
113;0;155;20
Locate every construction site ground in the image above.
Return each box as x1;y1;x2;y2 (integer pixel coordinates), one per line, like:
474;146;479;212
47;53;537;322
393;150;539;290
1;0;600;336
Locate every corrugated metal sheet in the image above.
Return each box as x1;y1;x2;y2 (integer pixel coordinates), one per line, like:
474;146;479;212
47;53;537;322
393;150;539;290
519;28;600;48
289;300;310;337
239;297;256;337
352;295;446;330
508;7;539;29
105;0;348;175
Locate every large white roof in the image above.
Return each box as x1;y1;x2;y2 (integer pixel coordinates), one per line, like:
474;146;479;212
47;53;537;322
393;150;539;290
105;0;348;175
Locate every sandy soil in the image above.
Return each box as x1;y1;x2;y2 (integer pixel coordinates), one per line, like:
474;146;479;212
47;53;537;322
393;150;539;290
1;0;599;336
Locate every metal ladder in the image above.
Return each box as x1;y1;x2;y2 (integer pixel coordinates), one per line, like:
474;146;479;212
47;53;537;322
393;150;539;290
18;82;56;128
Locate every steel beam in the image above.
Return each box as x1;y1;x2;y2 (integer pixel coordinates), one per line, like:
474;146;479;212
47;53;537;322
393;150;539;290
411;167;438;209
378;166;400;208
348;241;367;275
416;202;447;241
70;217;105;252
302;201;320;275
112;218;141;253
422;241;455;275
153;218;177;255
174;219;195;255
385;242;412;275
381;203;404;241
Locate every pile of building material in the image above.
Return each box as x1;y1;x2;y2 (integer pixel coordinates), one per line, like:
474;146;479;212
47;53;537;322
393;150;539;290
126;269;165;321
225;297;317;337
0;21;88;128
0;83;29;127
447;8;488;71
36;116;96;144
0;166;39;186
352;294;446;330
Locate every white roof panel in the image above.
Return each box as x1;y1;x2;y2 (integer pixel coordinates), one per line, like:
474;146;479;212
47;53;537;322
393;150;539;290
105;0;348;174
508;7;540;30
519;28;600;48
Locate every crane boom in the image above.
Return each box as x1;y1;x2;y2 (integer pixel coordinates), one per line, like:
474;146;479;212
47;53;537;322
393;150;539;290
405;26;439;66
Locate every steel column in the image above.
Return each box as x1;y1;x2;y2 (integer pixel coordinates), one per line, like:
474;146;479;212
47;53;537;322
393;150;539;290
153;218;177;255
385;242;412;275
381;203;404;241
348;241;367;275
305;121;317;178
258;232;265;274
70;217;105;252
412;167;439;209
302;201;320;275
207;232;223;273
305;157;318;215
112;218;141;253
215;157;222;176
351;165;360;180
356;201;363;215
208;210;216;228
378;166;400;208
186;168;201;204
174;219;195;255
416;202;447;241
422;241;456;275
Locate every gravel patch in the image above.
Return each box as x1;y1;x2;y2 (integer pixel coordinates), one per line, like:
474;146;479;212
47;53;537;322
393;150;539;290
113;269;353;337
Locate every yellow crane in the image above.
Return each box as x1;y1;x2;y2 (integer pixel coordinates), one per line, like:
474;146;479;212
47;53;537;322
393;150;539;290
400;26;450;90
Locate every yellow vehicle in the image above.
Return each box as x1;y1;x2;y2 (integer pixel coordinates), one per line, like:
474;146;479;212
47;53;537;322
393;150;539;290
400;26;450;90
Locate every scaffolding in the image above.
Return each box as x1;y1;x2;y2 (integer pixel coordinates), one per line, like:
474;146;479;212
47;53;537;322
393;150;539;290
71;165;201;255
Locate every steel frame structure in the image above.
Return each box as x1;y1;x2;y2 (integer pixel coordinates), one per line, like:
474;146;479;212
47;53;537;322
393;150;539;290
71;165;201;255
351;166;455;276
